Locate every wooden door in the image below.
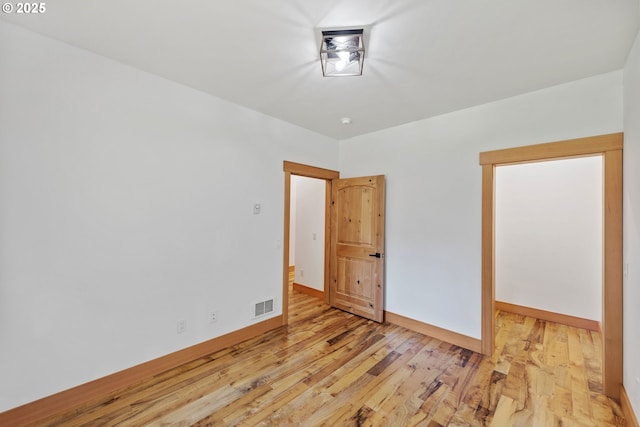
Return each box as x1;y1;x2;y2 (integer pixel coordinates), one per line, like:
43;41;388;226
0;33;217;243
330;175;385;322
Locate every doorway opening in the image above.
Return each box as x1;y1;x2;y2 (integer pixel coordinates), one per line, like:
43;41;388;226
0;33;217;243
479;132;623;400
495;156;603;330
282;162;387;324
282;161;339;325
289;175;327;300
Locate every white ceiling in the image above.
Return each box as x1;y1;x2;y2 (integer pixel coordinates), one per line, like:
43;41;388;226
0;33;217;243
2;0;639;139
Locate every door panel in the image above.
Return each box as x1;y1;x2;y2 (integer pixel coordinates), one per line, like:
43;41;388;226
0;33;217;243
337;256;375;299
330;175;385;322
336;185;375;245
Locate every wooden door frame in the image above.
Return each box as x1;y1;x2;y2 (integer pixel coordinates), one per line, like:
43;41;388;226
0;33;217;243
282;161;340;325
479;132;623;400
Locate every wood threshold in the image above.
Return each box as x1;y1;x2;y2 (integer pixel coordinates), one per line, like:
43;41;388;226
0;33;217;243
621;384;640;427
495;301;600;332
385;311;482;353
0;315;283;427
479;132;623;165
293;282;325;300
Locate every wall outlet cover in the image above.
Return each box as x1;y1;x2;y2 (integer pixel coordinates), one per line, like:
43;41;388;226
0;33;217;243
177;320;186;334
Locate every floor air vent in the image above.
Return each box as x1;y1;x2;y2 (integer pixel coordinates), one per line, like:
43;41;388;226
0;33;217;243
254;299;274;318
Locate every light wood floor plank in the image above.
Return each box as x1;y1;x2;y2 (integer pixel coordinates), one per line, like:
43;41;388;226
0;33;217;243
33;293;624;427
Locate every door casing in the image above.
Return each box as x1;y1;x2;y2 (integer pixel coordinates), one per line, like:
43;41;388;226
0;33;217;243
282;161;339;324
479;132;623;400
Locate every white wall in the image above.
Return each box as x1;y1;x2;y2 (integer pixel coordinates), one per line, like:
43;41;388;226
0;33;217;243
495;157;603;320
623;27;640;418
292;176;326;291
0;17;632;415
0;21;339;412
339;71;623;339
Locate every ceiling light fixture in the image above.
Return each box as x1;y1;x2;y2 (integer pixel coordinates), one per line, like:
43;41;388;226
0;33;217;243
320;29;365;77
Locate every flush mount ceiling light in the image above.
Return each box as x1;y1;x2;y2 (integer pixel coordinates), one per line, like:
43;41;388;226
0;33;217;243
320;29;365;77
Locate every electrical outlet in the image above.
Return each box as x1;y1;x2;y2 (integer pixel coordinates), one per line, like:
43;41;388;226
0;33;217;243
300;269;304;277
177;320;186;334
210;310;218;323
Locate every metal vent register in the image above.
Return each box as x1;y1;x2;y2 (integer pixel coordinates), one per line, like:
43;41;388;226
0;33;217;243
254;299;274;318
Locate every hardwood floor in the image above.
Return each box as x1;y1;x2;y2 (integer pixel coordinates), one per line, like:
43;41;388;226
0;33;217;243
35;291;623;426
